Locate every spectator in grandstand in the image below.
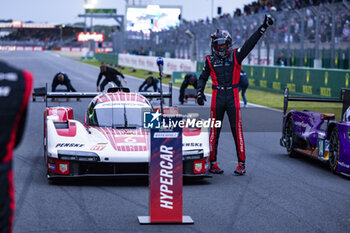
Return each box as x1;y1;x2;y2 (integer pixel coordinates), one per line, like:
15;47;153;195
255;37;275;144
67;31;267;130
97;64;127;92
52;72;77;92
138;76;160;92
239;70;249;107
343;23;350;41
0;61;33;233
179;73;198;104
276;52;287;66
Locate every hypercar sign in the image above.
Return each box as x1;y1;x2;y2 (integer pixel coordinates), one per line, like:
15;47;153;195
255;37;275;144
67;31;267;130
149;117;183;223
77;32;104;42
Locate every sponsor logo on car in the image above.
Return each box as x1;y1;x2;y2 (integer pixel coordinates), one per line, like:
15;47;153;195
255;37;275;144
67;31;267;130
59;164;68;173
48;164;56;170
338;161;350;169
195;163;202;172
90;143;107;151
182;143;202;147
294;121;309;128
56;143;84;148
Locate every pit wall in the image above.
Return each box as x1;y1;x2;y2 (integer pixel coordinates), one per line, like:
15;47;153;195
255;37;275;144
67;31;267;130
196;62;350;98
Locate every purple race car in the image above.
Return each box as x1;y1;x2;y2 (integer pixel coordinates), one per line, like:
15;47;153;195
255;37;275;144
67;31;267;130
280;88;350;177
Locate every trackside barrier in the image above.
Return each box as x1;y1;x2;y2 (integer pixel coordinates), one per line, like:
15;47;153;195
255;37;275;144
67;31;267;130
138;116;194;224
0;46;44;51
196;62;350;99
117;54;197;75
93;53;197;74
94;53;118;65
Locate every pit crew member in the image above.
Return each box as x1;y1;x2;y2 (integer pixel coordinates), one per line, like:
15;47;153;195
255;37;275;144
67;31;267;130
138;76;160;92
239;70;249;107
179;73;198;104
97;64;127;92
52;72;77;92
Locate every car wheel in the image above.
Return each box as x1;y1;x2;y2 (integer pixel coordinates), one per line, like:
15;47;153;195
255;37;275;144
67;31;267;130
329;127;339;173
285;117;297;157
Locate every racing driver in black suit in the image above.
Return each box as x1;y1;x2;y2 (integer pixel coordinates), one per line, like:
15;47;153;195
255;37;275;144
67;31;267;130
197;15;273;175
0;61;33;233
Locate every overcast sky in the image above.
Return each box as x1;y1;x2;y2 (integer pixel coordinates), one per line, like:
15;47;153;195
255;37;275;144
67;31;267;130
0;0;253;25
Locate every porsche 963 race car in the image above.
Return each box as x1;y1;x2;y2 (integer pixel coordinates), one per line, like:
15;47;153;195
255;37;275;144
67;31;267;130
280;87;350;176
41;87;210;179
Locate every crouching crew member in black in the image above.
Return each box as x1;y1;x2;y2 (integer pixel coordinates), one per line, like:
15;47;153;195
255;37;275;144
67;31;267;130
97;64;127;92
52;72;77;92
179;73;198;104
197;15;273;175
138;76;160;92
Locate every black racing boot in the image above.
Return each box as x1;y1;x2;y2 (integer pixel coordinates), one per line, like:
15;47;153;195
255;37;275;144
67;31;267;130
234;162;246;175
209;162;224;174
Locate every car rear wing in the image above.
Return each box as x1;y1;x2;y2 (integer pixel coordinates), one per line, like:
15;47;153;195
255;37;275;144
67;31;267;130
283;87;350;116
32;82;173;106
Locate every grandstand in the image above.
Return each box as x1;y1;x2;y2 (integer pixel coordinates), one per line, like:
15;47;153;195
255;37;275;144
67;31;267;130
1;1;349;69
0;20;118;49
119;0;350;69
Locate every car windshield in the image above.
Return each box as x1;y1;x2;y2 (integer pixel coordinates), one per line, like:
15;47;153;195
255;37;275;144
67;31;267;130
93;103;151;128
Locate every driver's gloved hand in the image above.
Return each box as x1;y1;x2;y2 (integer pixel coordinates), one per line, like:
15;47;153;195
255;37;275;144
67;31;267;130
197;91;206;106
260;14;274;34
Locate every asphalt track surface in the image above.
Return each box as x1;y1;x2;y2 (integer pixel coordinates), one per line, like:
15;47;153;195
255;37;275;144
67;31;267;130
1;51;350;233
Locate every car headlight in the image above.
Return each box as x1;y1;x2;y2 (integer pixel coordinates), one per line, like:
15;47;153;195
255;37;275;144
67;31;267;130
58;150;100;162
183;149;204;161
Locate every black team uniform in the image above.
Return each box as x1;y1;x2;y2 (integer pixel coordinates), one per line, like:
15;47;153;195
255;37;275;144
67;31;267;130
97;66;125;91
51;72;76;92
197;15;273;175
0;61;33;233
138;76;159;92
179;74;198;104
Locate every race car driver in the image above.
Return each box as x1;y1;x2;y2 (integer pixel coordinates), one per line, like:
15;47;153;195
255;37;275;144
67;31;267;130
179;73;198;104
97;64;127;92
51;72;77;92
197;15;273;175
138;76;160;92
0;61;33;233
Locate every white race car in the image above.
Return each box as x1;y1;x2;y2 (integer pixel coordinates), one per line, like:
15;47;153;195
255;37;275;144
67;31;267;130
44;90;210;179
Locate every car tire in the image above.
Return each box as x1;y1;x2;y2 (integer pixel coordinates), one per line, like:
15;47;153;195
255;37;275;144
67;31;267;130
329;127;339;173
285;116;297;158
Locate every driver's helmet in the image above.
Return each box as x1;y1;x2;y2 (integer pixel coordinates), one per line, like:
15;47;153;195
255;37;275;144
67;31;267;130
211;29;232;59
343;106;350;122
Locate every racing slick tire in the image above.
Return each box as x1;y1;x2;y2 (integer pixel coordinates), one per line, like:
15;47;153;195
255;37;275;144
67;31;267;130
285;116;297;158
328;127;339;174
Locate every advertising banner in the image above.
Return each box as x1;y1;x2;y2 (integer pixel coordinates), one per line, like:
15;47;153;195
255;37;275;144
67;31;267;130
0;46;44;51
245;65;350;98
118;54;197;74
85;8;117;14
77;33;104;43
149;116;183;223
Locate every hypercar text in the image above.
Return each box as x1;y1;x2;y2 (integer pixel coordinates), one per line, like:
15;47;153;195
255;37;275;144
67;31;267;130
160;145;173;210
